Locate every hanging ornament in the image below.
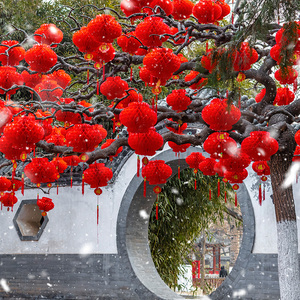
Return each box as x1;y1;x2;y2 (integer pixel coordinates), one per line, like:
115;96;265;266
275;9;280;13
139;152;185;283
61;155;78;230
232;183;239;207
34;24;63;47
0;40;25;66
166;89;192;112
37;197;55;216
100;76;128;100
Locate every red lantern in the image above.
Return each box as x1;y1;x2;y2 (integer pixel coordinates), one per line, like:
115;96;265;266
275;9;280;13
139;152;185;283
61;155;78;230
51;157;68;173
199;158;216;176
172;0;194;20
66;124;106;152
203;132;237;159
34;79;63;102
241;131;279;161
222;150;251;172
117;32;142;54
295;130;300;145
252;161;270;176
0;192;18;211
119;102;157;133
37;197;55;216
34;24;63;47
192;0;222;24
122;89;143;107
145;0;174;15
21;70;43;88
24;157;59;184
274;67;298;85
0;101;12;133
25;44;57;73
216;0;231;20
143;48;181;81
128;127;163;156
166;120;187;134
139;66;167;87
202;98;241;131
0;40;25;66
100;76;129;100
55;98;82;124
0;66;24;95
201;49;219;73
224;169;248;183
214;159;226;177
83;163;113;188
142;160;172;185
166;89;191;112
135;17;171;48
47;70;71;89
0;177;11;191
101;139;123;157
4;115;44;148
274;87;295;106
184;71;208;90
233;42;258;71
63;155;81;166
186;152;206;169
0;136;33;160
90;43;115;65
72;26;100;54
87;15;122;43
255;88;265;103
46;131;66;146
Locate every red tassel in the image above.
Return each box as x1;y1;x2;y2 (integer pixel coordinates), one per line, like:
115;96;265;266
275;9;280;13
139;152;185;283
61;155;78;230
226;90;229;98
130;67;133;81
263;184;265;201
178;165;180;179
217;179;220;197
224;191;227;203
21;172;24;196
235;192;237;207
37;193;39;201
56;183;59;195
238;94;241;109
97;197;99;225
206;41;208;52
71;166;73;188
103;62;105;80
194;179;197;190
155;95;158;114
87;69;89;85
143;177;146;197
137;155;140;177
259;184;262;206
82;174;85;195
96;78;99;95
209;188;211;200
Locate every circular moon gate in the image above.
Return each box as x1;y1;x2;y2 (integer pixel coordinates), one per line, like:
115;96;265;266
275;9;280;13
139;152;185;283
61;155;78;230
117;148;255;300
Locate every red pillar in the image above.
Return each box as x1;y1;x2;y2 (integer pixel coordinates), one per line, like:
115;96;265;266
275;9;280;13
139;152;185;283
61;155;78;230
218;246;221;272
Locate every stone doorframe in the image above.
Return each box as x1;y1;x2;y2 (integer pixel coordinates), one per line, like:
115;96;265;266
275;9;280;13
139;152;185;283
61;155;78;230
117;147;255;299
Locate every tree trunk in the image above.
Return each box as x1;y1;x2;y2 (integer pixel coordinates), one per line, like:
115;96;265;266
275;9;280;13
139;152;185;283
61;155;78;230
270;153;300;300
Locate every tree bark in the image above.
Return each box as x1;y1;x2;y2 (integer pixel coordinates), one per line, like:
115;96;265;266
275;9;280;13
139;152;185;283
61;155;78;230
270;153;300;300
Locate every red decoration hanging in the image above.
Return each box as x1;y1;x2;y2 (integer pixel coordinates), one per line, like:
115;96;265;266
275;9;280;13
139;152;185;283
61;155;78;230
202;98;241;131
199;158;216;176
0;136;33;160
166;89;192;112
241;131;279;161
222;150;251;173
0;177;12;191
172;0;194;19
83;163;113;189
34;79;63;102
91;43;115;65
101;139;123;160
186;152;206;169
21;70;43;88
274;67;298;85
216;0;231;20
252;161;270;176
34;24;63;47
100;76;129;100
0;40;25;66
72;26;100;54
145;0;174;15
0;192;18;211
37;197;55;216
119;101;157;133
224;169;248;183
192;0;222;24
142;160;172;185
0;66;24;95
139;67;167;87
168;141;191;154
48;70;72;89
201;49;220;73
0;101;12;133
166;120;188;134
51;157;68;174
233;42;258;72
117;32;141;54
55;98;82;124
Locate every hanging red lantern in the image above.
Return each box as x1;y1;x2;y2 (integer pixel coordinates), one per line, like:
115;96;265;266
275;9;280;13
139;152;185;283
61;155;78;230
66;124;106;152
100;76;129;100
62;155;81;166
142;160;172;185
120;0;145;20
172;0;194;19
233;42;258;71
222;150;251;172
139;66;167;87
34;79;63;102
255;88;265;103
143;48;181;81
145;0;174;15
199;158;216;176
166;89;191;112
0;192;18;211
121;89;143;108
216;0;231;20
203;132;237;159
0;40;25;66
37;197;55;216
274;87;295;106
51;157;68;173
201;49;220;73
128;127;163;156
0;66;24;95
47;70;72;89
0;101;12;133
274;67;298;85
192;0;222;24
166;120;187;134
224;169;248;183
169;28;188;45
184;71;208;90
214;159;226;177
72;26;100;54
90;43;115;65
21;70;43;88
202;98;241;131
119;101;157;133
83;163;113;189
135;17;171;48
25;44;57;73
252;161;270;176
34;24;63;47
0;177;11;191
241;131;279;161
0;136;33;160
87;15;122;43
46;130;66;146
24;157;59;184
186;152;206;169
55;98;82;124
117;32;142;54
4;115;45;148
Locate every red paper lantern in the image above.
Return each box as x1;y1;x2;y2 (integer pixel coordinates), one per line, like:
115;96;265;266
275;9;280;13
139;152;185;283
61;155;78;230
0;66;24;95
66;124;106;152
0;136;33;160
128;127;163;156
24;157;59;184
34;79;63;102
192;0;222;24
117;32;142;54
87;15;122;43
4;115;44;148
62;155;81;166
170;28;187;45
222;150;251;172
202;98;241;131
255;88;265;103
0;101;12;133
101;139;123;157
199;158;216;176
0;177;11;191
274;87;295;106
224;169;248;183
145;0;174;16
37;197;55;216
166;89;191;112
139;67;167;87
172;0;194;19
122;89;143;107
83;163;113;188
0;40;25;66
47;70;71;89
51;157;68;173
142;160;172;185
0;192;18;211
168;141;191;153
21;70;43;88
90;43;115;65
166;120;187;134
274;67;298;85
295;130;300;145
252;161;270;176
184;71;208;90
34;24;63;46
72;26;100;54
241;131;279;161
25;44;57;73
135;17;171;48
214;159;226;177
233;42;258;71
100;76;129;100
201;49;219;73
203;132;237;159
55;98;82;124
46;131;66;146
143;48;181;81
119;101;157;133
186;152;206;169
216;0;231;20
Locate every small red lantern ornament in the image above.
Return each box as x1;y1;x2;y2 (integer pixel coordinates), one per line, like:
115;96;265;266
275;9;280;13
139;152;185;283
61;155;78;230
25;44;57;73
233;42;258;72
232;183;239;207
166;89;192;112
0;66;24;96
34;24;63;47
0;136;33;160
222;150;251;173
192;0;222;24
72;26;100;54
0;192;18;211
201;49;219;73
202;98;241;131
186;152;206;189
252;161;270;176
120;101;157;133
241;131;279;161
63;155;81;188
34;80;63;102
172;0;194;20
0;177;11;192
168;141;191;154
199;158;216;176
48;70;72;89
37;197;55;216
117;32;141;55
100;76;129;100
0;40;25;66
274;67;298;85
90;43;115;66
